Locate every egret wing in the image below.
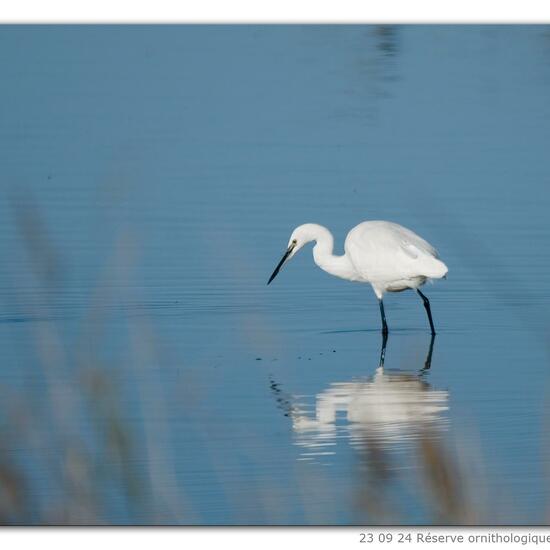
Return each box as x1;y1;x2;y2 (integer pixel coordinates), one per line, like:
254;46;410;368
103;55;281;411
401;241;437;260
344;221;441;283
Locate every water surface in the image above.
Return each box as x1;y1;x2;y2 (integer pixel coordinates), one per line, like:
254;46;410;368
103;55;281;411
0;25;550;525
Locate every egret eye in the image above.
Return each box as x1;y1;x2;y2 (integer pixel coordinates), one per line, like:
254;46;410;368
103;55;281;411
292;239;297;245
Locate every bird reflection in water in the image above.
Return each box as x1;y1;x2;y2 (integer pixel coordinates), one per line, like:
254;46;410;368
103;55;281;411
270;335;448;465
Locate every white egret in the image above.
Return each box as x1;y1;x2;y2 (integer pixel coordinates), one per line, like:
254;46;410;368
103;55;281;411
267;221;448;334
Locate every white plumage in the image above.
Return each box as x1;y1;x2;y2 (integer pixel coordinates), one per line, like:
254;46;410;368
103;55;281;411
344;221;448;298
268;220;448;334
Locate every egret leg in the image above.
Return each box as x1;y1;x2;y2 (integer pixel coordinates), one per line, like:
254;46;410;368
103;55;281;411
378;299;389;335
379;329;388;367
421;333;436;372
417;289;436;335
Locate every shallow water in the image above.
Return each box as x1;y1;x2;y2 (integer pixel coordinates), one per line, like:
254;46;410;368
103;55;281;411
1;25;550;524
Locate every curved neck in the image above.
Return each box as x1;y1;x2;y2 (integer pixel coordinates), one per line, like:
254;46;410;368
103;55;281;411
309;225;358;281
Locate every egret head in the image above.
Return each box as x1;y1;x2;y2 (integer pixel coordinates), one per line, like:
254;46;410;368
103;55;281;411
267;225;315;285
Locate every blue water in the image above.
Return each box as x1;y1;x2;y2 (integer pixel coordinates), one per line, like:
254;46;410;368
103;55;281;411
0;25;550;525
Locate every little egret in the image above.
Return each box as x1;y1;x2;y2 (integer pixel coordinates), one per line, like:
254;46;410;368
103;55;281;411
267;221;448;334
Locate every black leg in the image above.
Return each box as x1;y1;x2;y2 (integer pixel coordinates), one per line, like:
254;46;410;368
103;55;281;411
378;299;389;335
379;329;388;367
421;333;436;372
417;289;436;335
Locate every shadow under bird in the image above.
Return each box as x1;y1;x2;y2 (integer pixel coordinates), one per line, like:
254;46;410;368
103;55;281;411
267;221;448;334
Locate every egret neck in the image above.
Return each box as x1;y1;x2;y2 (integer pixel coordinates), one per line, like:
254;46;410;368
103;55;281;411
308;225;359;281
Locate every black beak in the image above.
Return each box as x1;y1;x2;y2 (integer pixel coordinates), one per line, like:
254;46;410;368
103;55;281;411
267;243;295;285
